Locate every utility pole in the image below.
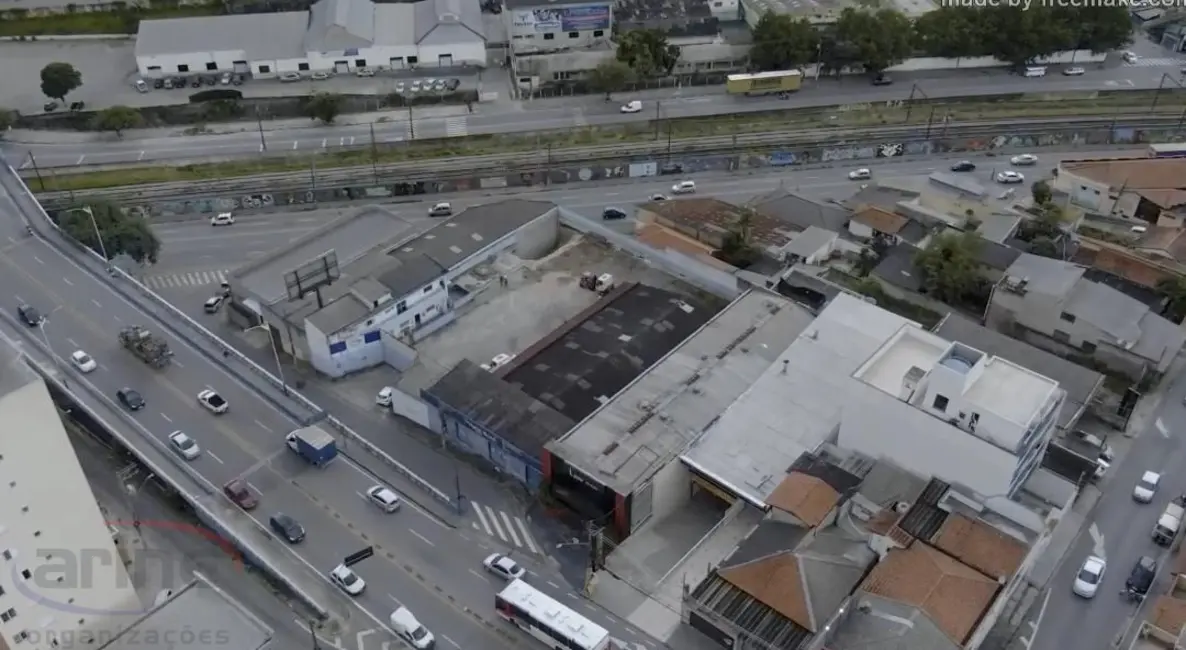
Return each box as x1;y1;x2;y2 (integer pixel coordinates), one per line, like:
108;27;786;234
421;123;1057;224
307;619;320;650
369;122;379;183
407;103;415;140
653;101;661;140
256;110;267;152
310;157;317;206
924;105;937;140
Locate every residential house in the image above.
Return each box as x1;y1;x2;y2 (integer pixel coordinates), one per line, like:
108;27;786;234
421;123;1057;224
748;189;852;234
1054;158;1186;227
869;234;1020;313
987;253;1186;379
1128;564;1186;650
784;226;840;266
1075;235;1186;290
638;198;798;254
848;206;929;245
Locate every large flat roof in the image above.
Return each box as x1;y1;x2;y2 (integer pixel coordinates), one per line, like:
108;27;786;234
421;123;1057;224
102;575;272;650
232;206;414;306
393;200;554;270
934;315;1103;430
681;293;915;506
135;12;310;60
546;290;814;495
498;282;714;423
423;359;575;456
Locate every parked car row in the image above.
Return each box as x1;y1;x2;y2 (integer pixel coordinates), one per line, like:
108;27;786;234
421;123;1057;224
139;73;246;92
394;77;462;94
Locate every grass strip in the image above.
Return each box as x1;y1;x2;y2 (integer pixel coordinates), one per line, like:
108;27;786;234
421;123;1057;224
28;94;1186;193
0;2;220;36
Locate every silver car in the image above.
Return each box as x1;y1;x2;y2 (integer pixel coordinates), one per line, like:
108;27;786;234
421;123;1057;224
168;431;201;460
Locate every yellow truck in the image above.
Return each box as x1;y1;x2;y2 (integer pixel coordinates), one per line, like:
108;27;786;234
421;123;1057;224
726;70;803;96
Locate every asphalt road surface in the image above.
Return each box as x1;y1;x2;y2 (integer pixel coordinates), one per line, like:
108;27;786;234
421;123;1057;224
4;61;1181;168
0;171;656;650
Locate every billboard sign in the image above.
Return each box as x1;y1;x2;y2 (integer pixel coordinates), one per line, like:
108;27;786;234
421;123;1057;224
512;5;610;33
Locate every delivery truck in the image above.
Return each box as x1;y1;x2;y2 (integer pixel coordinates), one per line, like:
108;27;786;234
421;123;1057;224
285;425;338;467
726;70;803;96
1154;495;1186;546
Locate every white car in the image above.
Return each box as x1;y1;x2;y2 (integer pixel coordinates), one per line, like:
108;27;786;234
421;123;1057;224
376;386;393;407
197;389;228;414
1122;51;1139;64
366;485;401;513
848;168;872;181
620;100;642;113
409;80;422;92
394;81;406;94
1063;67;1086;76
70;350;97;373
330;564;366;595
428;202;452;217
1092;457;1110;482
1134;471;1161;503
483;553;526;580
1073;555;1106;598
996;171;1025;184
168;430;201;461
671;180;696;194
1010;154;1038;166
355;68;375;77
311;71;330;81
210;212;235;226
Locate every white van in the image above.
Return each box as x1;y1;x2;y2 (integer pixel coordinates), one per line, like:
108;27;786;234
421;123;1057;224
1023;66;1047;78
390;607;434;649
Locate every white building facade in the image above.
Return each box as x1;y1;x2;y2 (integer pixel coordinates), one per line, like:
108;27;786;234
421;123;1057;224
0;355;142;649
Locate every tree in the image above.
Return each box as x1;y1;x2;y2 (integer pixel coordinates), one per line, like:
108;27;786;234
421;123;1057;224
1068;6;1132;53
914;230;982;304
305;92;345;125
913;7;987;59
1031;180;1052;206
980;6;1073;67
0;109;13;134
1029;237;1060;259
91;105;142;137
40;62;82;102
587;60;634;100
59;200;160;264
749;13;819;71
834;8;915;74
1157;276;1186;322
616;29;680;78
714;210;760;268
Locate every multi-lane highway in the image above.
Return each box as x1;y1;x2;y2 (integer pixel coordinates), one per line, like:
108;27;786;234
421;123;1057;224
0;168;658;650
3;60;1182;168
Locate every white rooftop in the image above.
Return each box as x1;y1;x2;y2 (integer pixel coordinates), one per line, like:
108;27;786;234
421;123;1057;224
681;293;916;507
855;327;1060;431
546;290;816;495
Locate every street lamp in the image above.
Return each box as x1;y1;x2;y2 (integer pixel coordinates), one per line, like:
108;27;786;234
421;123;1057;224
36;307;65;386
124;472;156;531
61;205;110;264
246;324;288;395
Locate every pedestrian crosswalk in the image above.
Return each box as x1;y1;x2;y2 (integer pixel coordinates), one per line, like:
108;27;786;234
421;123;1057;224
143;269;228;290
471;501;539;553
1125;57;1184;68
445;116;468;137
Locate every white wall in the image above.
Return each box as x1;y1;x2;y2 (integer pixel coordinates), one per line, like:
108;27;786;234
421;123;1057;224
848;221;875;239
840;388;1021;497
389;388;431;428
304;320;335;376
1023;467;1077;506
419;41;487;67
649;459;692;524
0;380;143;648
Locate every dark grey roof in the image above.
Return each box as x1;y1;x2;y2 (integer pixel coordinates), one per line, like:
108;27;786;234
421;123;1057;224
422;360;575;455
872;246;923;292
306;295;371;333
844;185;920;212
1041;443;1098;484
978;239;1023;271
897;478;951;540
831;594;958;650
789;452;862;496
898;219;930;245
689;573;814;650
749;189;851;233
392;199;554;270
497;283;715;423
375;253;447;298
722;521;808;567
934;315;1103;431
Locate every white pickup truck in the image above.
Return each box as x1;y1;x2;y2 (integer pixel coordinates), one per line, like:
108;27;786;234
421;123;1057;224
1154;495;1186;546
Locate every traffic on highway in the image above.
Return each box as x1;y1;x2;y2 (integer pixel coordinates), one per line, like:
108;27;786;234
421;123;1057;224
0;168;657;650
2;58;1180;169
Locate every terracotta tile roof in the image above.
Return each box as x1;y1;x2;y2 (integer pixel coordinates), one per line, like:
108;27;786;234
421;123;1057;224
643;198;797;249
1138;227;1186;263
852;206;910;235
1061;158;1186;192
1077;237;1184;288
719;553;813;631
859;544;998;645
635;224;735;271
1150;595;1186;637
888;525;916;548
765;472;840;527
931;514;1028;581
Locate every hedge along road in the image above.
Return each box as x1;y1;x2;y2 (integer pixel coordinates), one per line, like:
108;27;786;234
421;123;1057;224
19;89;1186;193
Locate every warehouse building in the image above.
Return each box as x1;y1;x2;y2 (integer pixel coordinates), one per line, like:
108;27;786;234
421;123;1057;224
134;0;486;78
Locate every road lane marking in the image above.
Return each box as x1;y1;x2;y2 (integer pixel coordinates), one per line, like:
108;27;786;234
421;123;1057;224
160;413;172;423
547;580;560;588
357;630;375;649
292;141;298;150
91;299;101;308
565;592;577;599
500;512;522;546
137;151;145;161
485;505;505;539
32;255;43;265
387;594;402;607
321;138;327;148
247;481;261;493
62;277;72;286
66;338;78;347
255;419;272;432
207;451;224;464
1156;418;1170;438
75;155;85;165
516;519;538;553
469;569;490;583
410;529;434;546
441;635;460;648
172;360;184;368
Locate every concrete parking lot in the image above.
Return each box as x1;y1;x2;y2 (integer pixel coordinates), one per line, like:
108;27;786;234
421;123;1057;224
1;40;140;114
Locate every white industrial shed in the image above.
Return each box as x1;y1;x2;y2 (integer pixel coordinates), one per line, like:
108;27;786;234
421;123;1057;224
134;0;486;78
